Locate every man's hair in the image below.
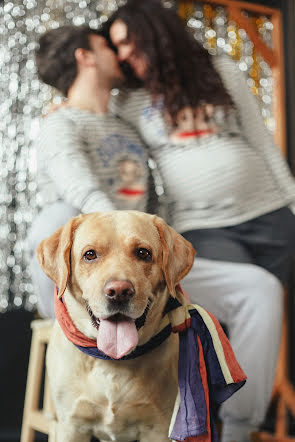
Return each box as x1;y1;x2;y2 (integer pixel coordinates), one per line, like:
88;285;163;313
104;0;233;125
35;25;101;96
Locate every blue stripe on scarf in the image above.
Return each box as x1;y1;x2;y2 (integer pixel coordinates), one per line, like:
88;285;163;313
170;327;207;441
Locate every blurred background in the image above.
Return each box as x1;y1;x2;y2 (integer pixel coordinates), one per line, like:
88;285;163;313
0;0;295;440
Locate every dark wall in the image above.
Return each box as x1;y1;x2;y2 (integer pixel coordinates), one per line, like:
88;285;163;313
243;0;282;7
0;311;34;441
282;0;295;172
282;0;295;383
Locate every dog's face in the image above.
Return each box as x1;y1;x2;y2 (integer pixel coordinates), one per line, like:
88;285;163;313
37;211;195;358
71;212;165;322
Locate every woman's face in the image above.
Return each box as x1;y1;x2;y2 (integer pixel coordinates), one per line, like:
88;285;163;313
109;19;147;79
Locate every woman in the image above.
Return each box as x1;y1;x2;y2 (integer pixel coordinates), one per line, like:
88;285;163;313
104;1;295;441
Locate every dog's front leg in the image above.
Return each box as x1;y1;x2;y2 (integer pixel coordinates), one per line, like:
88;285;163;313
55;419;92;442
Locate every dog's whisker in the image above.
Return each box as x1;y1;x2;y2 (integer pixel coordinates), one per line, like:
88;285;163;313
86;303;100;330
146;298;152;312
135;298;153;330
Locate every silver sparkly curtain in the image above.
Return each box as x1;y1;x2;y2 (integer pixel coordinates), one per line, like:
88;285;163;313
0;0;274;313
0;0;123;313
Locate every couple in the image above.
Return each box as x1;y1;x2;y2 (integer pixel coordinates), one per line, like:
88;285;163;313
28;1;295;441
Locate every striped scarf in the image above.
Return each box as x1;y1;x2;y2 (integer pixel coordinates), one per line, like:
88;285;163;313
55;286;246;441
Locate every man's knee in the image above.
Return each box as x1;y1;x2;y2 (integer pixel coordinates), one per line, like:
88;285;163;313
27;203;79;255
236;264;283;314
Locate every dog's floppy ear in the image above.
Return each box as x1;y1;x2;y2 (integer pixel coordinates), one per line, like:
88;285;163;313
36;214;85;298
153;216;196;296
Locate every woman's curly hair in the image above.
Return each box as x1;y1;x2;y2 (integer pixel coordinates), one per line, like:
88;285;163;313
104;0;233;125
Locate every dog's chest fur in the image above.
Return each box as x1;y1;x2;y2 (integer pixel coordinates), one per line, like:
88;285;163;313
48;324;179;441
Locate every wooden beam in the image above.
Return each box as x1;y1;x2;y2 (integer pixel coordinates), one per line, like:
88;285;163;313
281;380;295;417
227;6;277;68
276;396;288;437
197;0;278;16
29;410;51;434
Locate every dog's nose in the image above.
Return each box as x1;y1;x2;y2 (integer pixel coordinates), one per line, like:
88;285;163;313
104;280;135;303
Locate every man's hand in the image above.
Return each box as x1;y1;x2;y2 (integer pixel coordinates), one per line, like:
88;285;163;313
43;100;68;118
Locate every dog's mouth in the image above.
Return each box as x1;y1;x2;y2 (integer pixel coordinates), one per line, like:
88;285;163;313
85;300;152;360
86;300;151;331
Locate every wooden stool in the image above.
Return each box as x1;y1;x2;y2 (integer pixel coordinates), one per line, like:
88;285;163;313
21;319;57;442
251;292;295;441
21;302;295;441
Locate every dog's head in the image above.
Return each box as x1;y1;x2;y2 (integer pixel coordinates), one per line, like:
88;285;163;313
37;211;195;358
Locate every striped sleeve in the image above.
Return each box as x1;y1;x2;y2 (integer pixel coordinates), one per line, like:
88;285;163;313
109;88;141;126
37;111;115;213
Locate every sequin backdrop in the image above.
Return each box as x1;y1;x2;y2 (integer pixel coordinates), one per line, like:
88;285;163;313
0;0;275;313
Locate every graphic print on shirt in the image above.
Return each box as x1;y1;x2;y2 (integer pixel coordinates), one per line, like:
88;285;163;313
140;100;219;144
116;157;145;202
96;134;147;208
169;106;219;143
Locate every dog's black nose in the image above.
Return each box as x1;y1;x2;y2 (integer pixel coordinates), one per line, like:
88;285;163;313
104;280;135;303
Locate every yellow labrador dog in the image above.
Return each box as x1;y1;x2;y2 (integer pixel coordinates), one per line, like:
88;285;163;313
37;211;195;442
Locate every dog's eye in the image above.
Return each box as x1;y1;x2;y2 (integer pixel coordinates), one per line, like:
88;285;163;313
135;248;152;262
83;250;98;262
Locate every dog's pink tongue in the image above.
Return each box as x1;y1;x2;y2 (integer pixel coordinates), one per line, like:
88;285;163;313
97;318;139;359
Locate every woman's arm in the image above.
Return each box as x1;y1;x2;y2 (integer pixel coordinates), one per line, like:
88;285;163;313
214;55;295;206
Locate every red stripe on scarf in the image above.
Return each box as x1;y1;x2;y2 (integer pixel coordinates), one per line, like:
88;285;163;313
172;318;191;333
54;286;97;348
206;310;246;383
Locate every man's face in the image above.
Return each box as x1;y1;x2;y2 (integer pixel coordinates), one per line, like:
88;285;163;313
89;34;124;86
109;20;148;80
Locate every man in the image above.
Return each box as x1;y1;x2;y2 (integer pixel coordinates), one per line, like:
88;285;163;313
28;25;154;318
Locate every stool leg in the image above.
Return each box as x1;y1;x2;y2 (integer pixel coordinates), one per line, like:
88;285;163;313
20;426;35;442
275;395;288;437
21;329;46;442
43;371;55;418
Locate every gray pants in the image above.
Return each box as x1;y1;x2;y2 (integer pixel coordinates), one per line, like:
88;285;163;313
27;202;79;318
182;258;283;442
